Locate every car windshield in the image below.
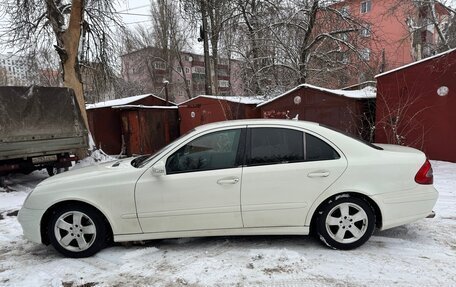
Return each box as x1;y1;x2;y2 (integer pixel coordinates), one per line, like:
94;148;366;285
131;129;196;168
321;124;384;150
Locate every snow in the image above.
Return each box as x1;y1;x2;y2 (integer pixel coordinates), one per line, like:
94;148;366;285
85;94;173;110
179;95;264;105
375;47;456;78
257;84;376;107
111;105;178;110
1;160;455;286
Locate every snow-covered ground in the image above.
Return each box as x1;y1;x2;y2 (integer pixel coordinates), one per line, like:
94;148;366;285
0;161;455;287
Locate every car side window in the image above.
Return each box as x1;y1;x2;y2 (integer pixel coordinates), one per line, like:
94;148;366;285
166;129;242;174
247;128;304;166
305;133;340;161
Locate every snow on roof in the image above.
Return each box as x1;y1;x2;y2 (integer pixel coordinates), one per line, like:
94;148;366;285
179;95;264;105
111;105;178;109
257;84;376;107
375;47;456;78
86;94;172;110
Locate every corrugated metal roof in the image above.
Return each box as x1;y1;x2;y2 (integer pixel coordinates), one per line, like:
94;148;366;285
257;84;376;107
86;94;173;110
179;95;264;105
111;105;178;109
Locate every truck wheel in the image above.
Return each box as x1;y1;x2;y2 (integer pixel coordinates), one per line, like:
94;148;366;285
46;167;56;176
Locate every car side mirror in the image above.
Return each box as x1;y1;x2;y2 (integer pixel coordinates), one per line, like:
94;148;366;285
151;161;166;176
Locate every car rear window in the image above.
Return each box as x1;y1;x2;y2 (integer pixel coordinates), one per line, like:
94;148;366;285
320;124;383;150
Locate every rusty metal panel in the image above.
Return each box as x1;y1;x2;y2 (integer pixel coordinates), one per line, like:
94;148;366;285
259;87;373;140
129;95;168;106
120;108;179;156
120;110;141;155
87;108;123;155
178;97;260;134
375;50;456;162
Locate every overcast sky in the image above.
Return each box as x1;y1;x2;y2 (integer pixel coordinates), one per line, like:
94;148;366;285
117;0;151;27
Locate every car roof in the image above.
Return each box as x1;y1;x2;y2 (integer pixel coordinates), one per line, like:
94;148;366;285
194;119;320;131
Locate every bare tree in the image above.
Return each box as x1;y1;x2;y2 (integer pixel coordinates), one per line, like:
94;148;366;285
1;0;122;134
206;0;237;94
385;0;455;60
376;83;433;148
152;0;193;99
24;48;63;87
231;0;371;95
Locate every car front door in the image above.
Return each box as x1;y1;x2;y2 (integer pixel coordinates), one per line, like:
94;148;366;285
240;126;347;228
135;127;246;233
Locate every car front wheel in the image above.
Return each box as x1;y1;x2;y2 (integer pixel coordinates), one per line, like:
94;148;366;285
47;205;108;258
316;196;375;250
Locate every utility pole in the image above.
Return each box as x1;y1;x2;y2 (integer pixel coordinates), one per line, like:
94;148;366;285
163;79;170;105
199;0;212;95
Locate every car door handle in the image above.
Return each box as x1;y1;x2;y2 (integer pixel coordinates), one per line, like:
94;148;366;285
308;171;330;178
217;178;240;185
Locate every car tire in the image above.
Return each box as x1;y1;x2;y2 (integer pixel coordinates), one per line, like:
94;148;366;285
316;195;375;250
47;204;108;258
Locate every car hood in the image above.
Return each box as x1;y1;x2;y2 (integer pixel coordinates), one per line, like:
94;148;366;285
37;157;140;188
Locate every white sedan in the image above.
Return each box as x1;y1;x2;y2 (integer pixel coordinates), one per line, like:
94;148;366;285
18;119;438;257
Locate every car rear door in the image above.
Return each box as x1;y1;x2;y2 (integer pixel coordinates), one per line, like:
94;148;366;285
240;125;348;228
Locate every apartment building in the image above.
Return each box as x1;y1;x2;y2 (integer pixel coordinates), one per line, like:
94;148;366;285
0;53;28;86
120;47;244;103
331;0;450;83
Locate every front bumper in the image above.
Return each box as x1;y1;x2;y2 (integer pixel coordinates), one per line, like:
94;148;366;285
17;207;46;244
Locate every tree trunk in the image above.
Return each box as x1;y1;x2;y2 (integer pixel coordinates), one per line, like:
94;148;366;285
61;0;88;158
201;0;213;95
208;0;219;95
298;0;319;84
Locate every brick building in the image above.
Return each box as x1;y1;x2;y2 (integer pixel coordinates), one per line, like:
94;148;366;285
330;0;450;84
121;47;244;103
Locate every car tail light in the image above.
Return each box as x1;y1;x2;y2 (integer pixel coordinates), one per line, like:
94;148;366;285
415;159;433;185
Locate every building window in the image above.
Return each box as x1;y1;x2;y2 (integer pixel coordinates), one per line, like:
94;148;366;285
340;6;350;17
361;25;371;37
360;0;372;14
338;32;349;42
154;61;166;70
218;80;229;88
185;67;190;74
192;66;205;74
186;79;191;86
341;53;349;64
360;48;371;61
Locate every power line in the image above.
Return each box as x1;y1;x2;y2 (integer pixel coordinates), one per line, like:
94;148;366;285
124;20;151;25
114;12;152;16
117;4;150;13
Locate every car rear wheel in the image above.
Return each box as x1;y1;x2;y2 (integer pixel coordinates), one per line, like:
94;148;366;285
47;205;107;258
316;196;375;250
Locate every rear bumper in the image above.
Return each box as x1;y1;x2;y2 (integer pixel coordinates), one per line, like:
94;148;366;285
17;207;45;244
372;185;438;230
